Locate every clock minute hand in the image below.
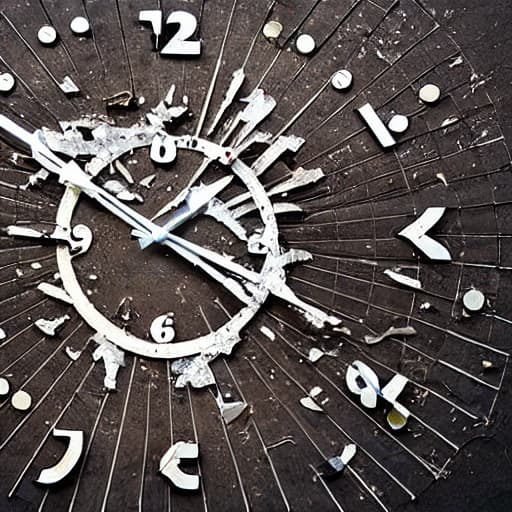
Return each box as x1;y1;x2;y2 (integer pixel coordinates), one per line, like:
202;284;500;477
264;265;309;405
136;175;234;250
0;115;259;288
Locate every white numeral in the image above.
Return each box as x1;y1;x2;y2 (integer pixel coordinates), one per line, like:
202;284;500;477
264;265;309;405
161;11;201;56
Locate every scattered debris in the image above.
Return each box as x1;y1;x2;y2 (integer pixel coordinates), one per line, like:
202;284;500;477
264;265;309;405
260;326;275;341
11;389;32;411
35;315;70;336
58;76;80;96
115;297;135;322
65;346;82;361
318;444;357;479
160;441;200;491
37;283;74;304
300;386;325;413
114;159;134;184
139;174;156;189
308;347;324;363
91;333;125;390
449;56;463;68
482;360;493;370
398;207;452;261
357;103;396;149
215;390;247;424
384;269;422;290
262;20;283;40
36;429;84;485
364;326;417;345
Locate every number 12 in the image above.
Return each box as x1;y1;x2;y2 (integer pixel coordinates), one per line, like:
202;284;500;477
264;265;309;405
139;9;201;56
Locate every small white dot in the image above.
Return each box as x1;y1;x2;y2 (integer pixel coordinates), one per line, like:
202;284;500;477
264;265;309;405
296;34;316;55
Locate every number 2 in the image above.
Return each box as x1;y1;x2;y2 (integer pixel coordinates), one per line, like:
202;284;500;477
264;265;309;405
161;11;201;56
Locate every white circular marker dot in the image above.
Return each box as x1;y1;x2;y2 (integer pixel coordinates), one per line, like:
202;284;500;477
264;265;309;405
419;83;441;104
11;390;32;411
70;16;91;35
262;20;283;40
331;69;353;91
296;34;316;55
0;73;15;93
463;289;485;312
38;25;58;45
0;377;9;397
388;114;409;134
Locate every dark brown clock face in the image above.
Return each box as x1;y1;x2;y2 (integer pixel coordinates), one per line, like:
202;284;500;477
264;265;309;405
0;0;510;511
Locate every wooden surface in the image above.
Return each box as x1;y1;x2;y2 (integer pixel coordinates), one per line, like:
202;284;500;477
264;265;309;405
0;1;511;511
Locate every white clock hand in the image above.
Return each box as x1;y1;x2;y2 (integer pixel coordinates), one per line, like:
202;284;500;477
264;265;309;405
136;175;233;250
0;115;260;287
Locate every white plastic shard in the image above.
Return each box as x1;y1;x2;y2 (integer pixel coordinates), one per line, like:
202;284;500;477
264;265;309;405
357;103;396;149
139;174;156;188
37;282;74;305
11;390;32;411
398;207;452;261
91;333;125;390
58;76;80;95
346;361;380;409
251;135;305;177
262;20;283;40
384;269;422;290
160;441;200;491
231;89;277;147
382;375;410;430
114;160;134;184
300;386;324;412
308;348;325;363
0;328;6;341
139;10;163;50
260;326;275;341
65;346;82;361
381;374;408;403
36;429;84;485
207;68;245;136
204;198;248;241
35;315;70;336
364;325;417;345
215;391;247;424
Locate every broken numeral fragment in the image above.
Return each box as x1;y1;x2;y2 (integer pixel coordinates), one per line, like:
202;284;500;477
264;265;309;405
139;10;201;56
36;429;84;485
317;444;357;479
357;103;396;149
160;441;200;491
398;207;452;261
346;361;410;430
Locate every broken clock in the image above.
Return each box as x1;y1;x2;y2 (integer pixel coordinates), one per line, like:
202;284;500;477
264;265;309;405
0;1;510;511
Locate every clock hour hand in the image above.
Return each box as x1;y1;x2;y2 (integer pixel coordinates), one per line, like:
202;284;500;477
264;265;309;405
0;115;260;296
136;175;233;250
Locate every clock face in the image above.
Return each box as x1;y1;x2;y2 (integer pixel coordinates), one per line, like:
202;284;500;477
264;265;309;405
0;0;510;510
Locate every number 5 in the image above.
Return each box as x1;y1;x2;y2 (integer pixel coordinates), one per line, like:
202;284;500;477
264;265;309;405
161;11;201;56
